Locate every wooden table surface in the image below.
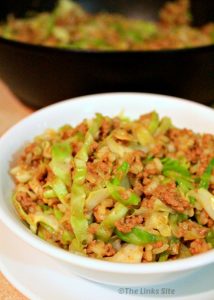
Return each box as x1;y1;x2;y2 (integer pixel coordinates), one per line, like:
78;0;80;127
0;80;32;300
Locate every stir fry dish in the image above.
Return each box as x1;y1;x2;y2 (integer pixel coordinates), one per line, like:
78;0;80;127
0;0;214;50
10;111;214;263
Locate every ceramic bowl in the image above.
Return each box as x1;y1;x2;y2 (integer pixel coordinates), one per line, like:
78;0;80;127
0;93;214;286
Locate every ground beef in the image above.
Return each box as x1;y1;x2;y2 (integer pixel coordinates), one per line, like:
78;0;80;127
189;239;211;255
16;191;36;214
86;240;116;257
154;182;190;212
115;215;143;233
177;220;208;240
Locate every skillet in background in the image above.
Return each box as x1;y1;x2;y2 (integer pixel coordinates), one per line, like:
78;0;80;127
0;0;213;108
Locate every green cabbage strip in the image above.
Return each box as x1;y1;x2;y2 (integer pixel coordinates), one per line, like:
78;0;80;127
13;195;59;234
112;161;130;186
158;251;169;262
115;227;159;245
169;213;188;236
199;158;214;189
54;208;63;220
48;141;72;205
43;189;56;199
161;157;193;194
70;114;102;250
2;24;13;39
96;202;128;242
162;157;190;177
62;230;75;244
175;177;193;194
30;212;59;232
85;188;110;211
106;137;132;157
107;161;140;205
135;125;154;147
107;183;140;206
13;195;31;226
148;111;159;134
50;141;72;186
51;178;68;204
196;188;214;220
154;117;172;136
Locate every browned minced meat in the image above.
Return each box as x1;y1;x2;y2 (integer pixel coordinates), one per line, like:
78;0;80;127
159;0;190;26
16;191;36;214
139;112;154;123
86;157;112;186
150;143;166;158
186;141;202;164
141;177;156;197
167;128;214;174
89;141;98;156
126;150;145;174
71;141;83;156
88;223;99;234
60;127;75;139
167;128;196;155
142;167;160;178
20;143;40;163
197;155;214;176
177;220;208;240
86;162;99;185
115;215;143;233
35;165;48;183
62;221;73;233
196;209;214;228
86;240;116;257
93;198;114;223
133;180;145;196
99;118;112;139
128;171;144;196
74;122;88;136
55;9;89;27
132;168;160;198
189;239;211;255
154;182;190;212
209;183;214;198
45;198;60;207
103;243;116;257
141;196;155;209
112;117;121;129
202;134;214;146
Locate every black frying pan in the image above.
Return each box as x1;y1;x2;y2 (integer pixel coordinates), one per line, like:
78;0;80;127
0;0;213;108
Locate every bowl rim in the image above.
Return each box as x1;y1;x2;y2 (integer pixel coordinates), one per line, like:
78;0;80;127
0;92;214;275
0;36;214;55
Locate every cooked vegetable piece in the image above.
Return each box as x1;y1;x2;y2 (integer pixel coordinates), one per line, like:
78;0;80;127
107;183;140;206
96;203;128;242
196;188;214;220
50;141;72;186
70;115;102;248
116;227;159;245
199;158;214;189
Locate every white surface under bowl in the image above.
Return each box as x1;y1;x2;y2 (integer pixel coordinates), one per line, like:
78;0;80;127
0;93;214;287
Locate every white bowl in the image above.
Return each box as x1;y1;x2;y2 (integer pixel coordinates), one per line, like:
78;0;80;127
0;93;214;287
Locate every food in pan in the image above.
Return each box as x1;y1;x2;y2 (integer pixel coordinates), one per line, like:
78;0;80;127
0;0;214;50
10;111;214;262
